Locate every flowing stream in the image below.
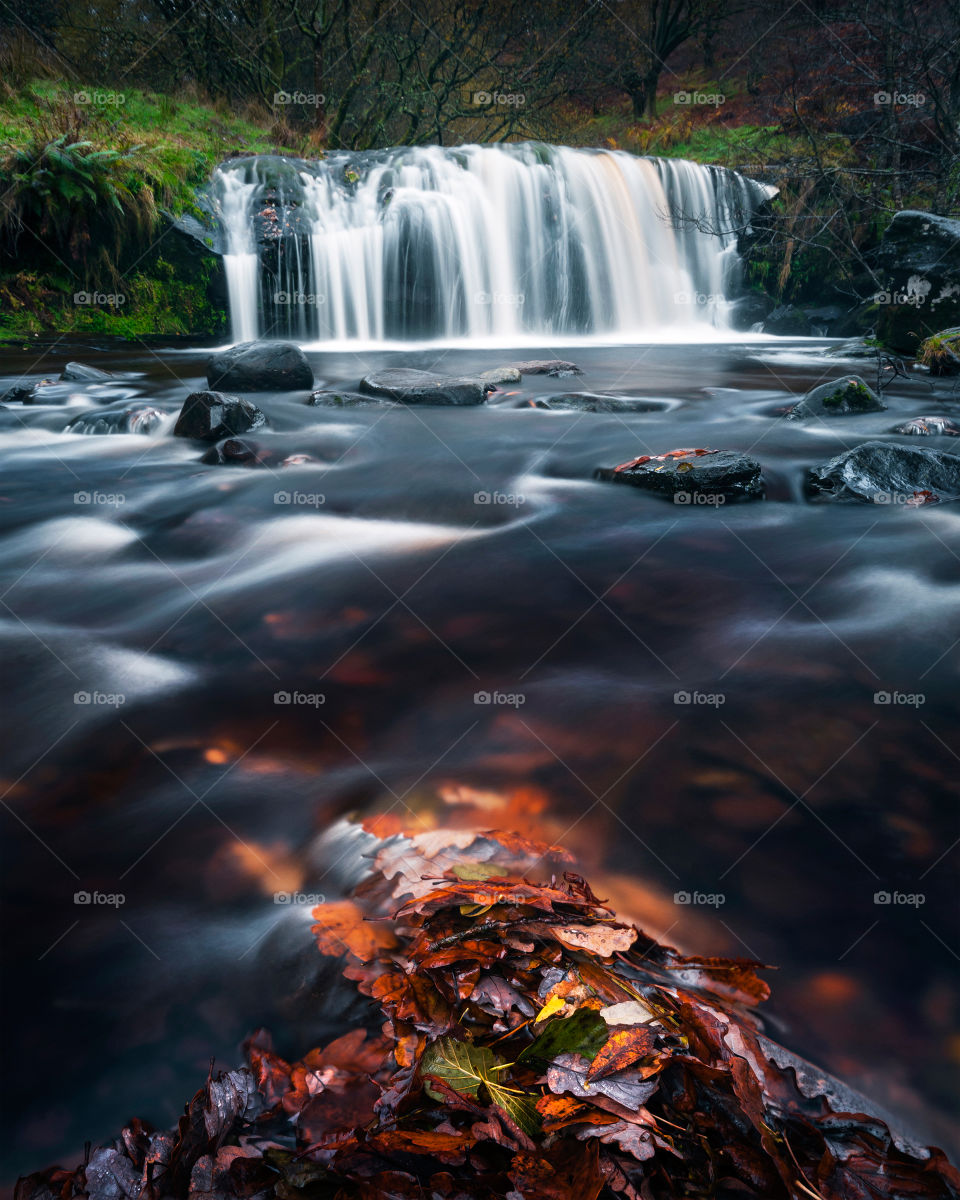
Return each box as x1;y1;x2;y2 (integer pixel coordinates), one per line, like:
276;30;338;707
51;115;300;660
0;145;957;1182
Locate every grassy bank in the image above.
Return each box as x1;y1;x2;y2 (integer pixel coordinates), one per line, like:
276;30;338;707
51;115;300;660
0;81;304;340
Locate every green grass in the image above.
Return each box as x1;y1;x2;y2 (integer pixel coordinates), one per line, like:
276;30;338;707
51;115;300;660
0;80;299;215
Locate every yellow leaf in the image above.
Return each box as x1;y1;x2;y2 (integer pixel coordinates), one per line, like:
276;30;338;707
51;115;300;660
536;994;566;1024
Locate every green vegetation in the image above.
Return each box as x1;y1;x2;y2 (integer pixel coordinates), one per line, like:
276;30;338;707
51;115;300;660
0;81;303;340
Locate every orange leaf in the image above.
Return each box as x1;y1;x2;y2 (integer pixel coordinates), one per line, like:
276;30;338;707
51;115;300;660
586;1026;659;1082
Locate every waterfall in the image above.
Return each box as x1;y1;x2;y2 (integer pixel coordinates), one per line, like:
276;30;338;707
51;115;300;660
212;143;774;346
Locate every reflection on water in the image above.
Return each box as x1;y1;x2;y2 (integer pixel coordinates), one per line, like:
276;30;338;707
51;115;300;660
0;338;958;1177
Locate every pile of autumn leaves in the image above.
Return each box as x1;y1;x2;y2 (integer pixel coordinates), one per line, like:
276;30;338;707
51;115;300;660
19;826;960;1200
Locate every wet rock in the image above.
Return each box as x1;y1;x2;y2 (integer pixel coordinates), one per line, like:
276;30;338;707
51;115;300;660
761;305;811;336
174;391;267;440
65;406;165;436
917;328;960;376
787;375;885;419
826;338;880;360
207;341;313;392
541;393;664;413
480;366;522;384
2;378;58;404
595;448;764;502
803;305;850;336
61;361;114;383
892;416;960;437
731;292;773;331
872;211;960;351
308;389;395;408
806;440;960;503
200;437;270;466
507;359;583;377
359;368;491;406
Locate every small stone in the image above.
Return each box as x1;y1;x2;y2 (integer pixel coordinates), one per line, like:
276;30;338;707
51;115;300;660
174;391;267;441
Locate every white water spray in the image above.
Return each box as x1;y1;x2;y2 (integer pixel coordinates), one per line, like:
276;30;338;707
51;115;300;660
212;143;772;345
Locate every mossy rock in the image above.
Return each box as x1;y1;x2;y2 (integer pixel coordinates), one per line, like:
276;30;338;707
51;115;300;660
918;328;960;376
787;375;885;420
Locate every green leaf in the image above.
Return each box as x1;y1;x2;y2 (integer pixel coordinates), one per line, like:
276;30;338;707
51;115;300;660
518;1006;608;1067
421;1037;540;1135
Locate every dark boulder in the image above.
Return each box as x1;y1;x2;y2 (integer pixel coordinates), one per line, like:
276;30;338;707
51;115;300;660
61;362;114;383
308;389;396;408
730;291;773;331
871;211;960;352
891;417;960;437
787;375;885;419
200;437;270;466
595;448;764;502
200;438;321;468
1;378;58;404
174;391;267;440
207;341;313;392
507;359;583;377
358;368;491;406
803;305;850;336
761;305;811;336
65;406;165;436
807;440;960;503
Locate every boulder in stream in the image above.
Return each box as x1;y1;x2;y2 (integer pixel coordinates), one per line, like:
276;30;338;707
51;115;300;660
787;375;885;419
174;391;267;440
207;341;314;392
308;389;396;408
507;359;583;377
595;448;764;502
2;378;58;404
359;368;492;406
61;361;115;383
806;440;960;503
892;416;960;437
480;366;522;385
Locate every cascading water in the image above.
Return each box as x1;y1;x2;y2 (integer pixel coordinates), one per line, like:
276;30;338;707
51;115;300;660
212;143;774;345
